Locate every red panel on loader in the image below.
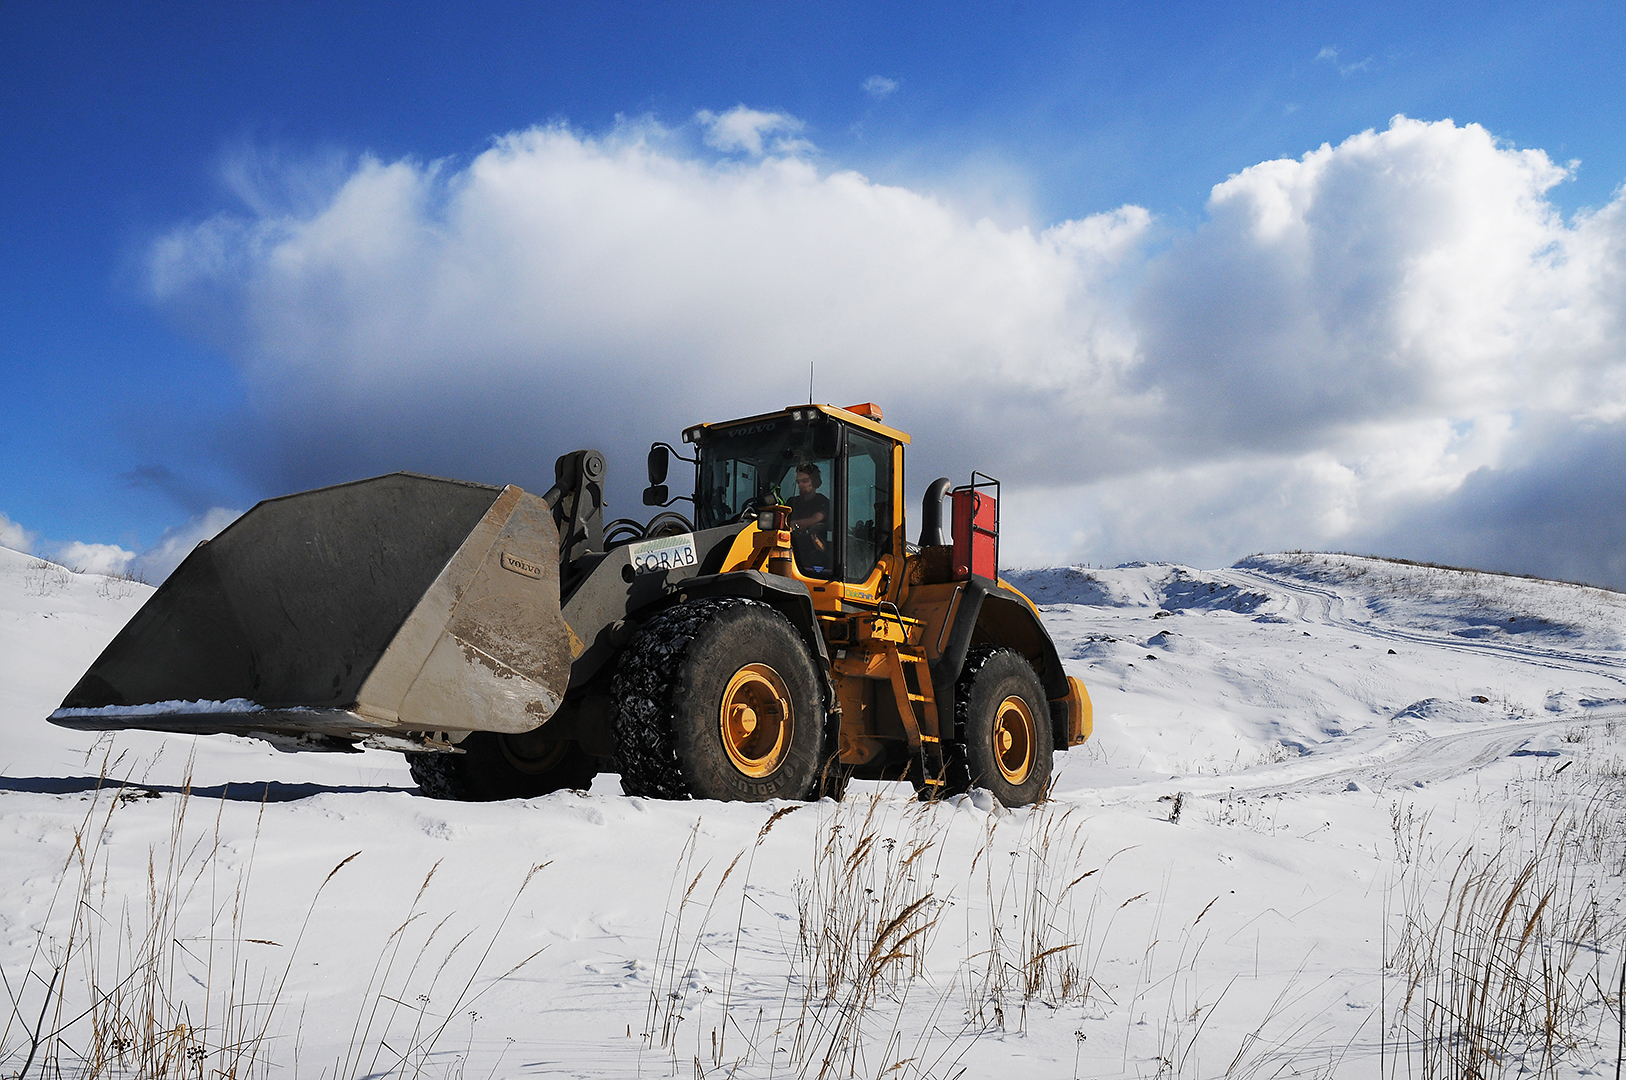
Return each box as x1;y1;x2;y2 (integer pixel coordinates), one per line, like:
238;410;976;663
951;484;998;581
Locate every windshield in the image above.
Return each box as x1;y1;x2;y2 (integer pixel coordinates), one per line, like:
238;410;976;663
696;417;834;532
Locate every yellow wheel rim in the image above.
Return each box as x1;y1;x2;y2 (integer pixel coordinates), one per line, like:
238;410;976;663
993;695;1035;785
719;664;793;778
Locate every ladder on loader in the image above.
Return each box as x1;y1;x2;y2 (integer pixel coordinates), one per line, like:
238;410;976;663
884;643;947;792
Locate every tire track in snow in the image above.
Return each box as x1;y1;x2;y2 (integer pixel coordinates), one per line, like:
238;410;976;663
1226;566;1626;686
1058;715;1587;807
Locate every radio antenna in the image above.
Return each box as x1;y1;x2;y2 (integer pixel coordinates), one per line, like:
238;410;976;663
808;362;814;405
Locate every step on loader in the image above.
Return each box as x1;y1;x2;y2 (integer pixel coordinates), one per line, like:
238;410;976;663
51;402;1092;806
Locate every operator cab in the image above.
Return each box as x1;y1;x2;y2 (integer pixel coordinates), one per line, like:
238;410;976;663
678;404;906;591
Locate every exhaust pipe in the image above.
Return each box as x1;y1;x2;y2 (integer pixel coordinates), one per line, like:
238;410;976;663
918;477;952;547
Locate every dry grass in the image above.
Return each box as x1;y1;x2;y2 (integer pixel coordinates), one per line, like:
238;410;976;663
642;765;1626;1080
785;795;958;1078
20;558;71;597
0;757;545;1080
95;570;149;601
958;804;1105;1030
640;795;1278;1079
641;797;967;1079
19;729;1619;1079
1383;731;1626;1079
0;763;279;1079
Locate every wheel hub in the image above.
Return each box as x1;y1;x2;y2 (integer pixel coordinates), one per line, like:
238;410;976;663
497;730;572;775
719;664;792;778
993;695;1035;785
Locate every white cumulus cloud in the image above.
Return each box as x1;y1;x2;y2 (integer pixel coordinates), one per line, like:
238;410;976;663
862;76;899;99
51;540;136;576
132;507;242;582
146;113;1626;586
696;106;808;157
0;511;36;553
1102;116;1626;577
24;507;240;587
149;117;1150;500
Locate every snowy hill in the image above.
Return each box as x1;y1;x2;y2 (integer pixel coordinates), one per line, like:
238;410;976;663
2;546;1623;1078
1015;553;1626;798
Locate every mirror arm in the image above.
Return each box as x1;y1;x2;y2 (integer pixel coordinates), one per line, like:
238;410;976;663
652;441;696;464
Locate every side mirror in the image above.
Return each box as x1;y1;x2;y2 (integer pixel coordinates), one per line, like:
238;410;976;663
647;444;670;485
642;484;669;507
812;420;841;459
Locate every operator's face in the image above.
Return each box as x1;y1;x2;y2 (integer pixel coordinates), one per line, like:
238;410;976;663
797;473;815;495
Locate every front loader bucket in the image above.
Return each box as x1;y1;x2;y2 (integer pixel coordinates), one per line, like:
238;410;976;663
50;473;575;751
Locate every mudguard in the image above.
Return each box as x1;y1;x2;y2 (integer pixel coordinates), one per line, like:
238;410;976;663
926;575;1083;749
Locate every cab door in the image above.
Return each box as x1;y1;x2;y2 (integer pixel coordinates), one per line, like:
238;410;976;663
838;426;896;601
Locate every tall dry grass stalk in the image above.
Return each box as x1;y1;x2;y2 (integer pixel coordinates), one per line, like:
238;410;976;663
785;793;958;1078
640;797;965;1079
640;819;742;1053
958;804;1114;1032
0;762;288;1079
641;794;1141;1079
1384;738;1626;1079
0;758;546;1080
329;858;548;1080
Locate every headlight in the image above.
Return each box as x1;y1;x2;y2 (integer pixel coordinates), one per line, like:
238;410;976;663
758;509;778;530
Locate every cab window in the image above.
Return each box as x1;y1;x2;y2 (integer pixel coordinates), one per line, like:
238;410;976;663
842;428;893;584
695;415;836;579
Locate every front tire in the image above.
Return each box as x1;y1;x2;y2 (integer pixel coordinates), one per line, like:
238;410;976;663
949;646;1053;807
612;599;826;801
407;731;599;801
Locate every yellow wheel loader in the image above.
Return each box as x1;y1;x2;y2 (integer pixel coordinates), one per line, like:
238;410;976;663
50;402;1091;807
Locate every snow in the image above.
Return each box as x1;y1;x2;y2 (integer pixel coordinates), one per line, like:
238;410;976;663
2;544;1624;1078
50;698;268;719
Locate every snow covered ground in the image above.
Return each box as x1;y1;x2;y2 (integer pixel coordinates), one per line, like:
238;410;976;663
3;543;1624;1078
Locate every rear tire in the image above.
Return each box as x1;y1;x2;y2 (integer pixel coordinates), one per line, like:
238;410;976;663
612;599;826;801
407;732;599;801
948;646;1052;807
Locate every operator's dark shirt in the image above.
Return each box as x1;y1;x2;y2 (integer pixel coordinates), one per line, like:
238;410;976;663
788;492;830;531
788;491;832;576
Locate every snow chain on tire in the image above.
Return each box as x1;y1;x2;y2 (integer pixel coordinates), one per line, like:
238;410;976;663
408;751;466;800
934;644;1005;797
406;731;599;801
612;597;830;801
612;598;750;798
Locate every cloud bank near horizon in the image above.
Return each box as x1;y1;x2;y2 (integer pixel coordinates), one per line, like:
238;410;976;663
2;508;240;583
143;110;1626;586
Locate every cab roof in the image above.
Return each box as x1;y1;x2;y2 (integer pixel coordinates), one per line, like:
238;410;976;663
684;403;911;445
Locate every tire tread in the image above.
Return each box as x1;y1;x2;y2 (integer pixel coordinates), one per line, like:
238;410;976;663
612;598;752;799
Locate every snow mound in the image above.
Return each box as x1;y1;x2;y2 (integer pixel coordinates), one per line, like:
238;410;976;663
1007;563;1272;613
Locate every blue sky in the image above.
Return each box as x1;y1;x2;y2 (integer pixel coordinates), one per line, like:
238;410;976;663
4;2;1626;584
